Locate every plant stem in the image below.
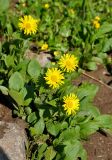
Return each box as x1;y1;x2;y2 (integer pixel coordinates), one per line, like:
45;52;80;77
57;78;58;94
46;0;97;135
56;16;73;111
82;71;112;90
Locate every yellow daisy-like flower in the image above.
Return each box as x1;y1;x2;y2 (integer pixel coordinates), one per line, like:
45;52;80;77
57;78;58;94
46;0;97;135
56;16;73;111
18;15;39;35
54;51;60;56
63;93;79;115
95;22;100;29
95;16;100;21
44;68;64;89
68;9;75;14
58;54;78;72
22;3;26;7
92;20;100;29
44;3;49;9
41;43;48;50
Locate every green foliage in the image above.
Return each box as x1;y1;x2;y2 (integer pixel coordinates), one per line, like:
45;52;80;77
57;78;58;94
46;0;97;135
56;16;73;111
77;83;99;101
27;60;41;79
86;62;97;71
4;55;15;68
92;23;112;41
0;0;9;13
63;140;85;160
30;118;45;136
0;85;8;95
44;146;56;160
9;72;24;91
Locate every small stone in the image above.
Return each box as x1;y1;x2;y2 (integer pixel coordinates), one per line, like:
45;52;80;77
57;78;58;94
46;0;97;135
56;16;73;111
0;121;26;160
24;49;52;67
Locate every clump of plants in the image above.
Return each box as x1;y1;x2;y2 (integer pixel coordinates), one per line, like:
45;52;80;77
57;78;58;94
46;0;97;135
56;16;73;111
0;0;112;159
14;0;112;71
1;39;112;159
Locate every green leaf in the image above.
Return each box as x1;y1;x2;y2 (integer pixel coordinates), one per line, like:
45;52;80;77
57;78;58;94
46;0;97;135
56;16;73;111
78;147;87;160
23;98;32;106
29;127;38;137
91;57;103;64
59;127;80;143
95;115;112;129
9;89;24;106
46;99;57;107
37;143;47;160
44;146;56;160
77;83;99;102
64;140;82;160
4;55;15;67
59;84;76;98
29;118;45;137
33;118;45;136
0;85;8;95
20;87;27;99
60;122;68;130
9;72;24;91
0;0;9;13
24;107;32;115
86;62;97;71
80;121;99;138
16;60;29;82
59;23;71;37
46;121;61;136
102;38;112;52
79;103;100;118
27;59;41;79
27;112;37;123
6;23;13;35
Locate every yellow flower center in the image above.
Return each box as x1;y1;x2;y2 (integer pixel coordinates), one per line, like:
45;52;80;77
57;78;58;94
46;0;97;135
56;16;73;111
44;68;64;89
67;101;74;108
66;60;71;67
51;75;57;82
25;22;31;29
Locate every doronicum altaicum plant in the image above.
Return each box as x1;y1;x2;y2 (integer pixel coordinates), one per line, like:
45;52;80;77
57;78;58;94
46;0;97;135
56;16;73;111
0;0;112;159
1;41;112;159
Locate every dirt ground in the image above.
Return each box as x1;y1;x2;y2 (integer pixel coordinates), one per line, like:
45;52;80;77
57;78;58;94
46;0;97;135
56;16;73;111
0;65;112;160
79;65;112;160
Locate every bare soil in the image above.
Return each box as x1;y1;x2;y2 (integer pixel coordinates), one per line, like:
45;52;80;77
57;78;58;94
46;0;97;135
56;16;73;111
79;65;112;160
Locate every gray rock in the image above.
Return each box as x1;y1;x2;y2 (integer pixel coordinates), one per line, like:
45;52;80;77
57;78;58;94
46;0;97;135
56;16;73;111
24;49;52;67
0;121;26;160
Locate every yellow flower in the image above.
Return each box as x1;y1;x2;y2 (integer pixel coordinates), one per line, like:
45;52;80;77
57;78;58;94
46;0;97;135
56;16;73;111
44;68;64;89
58;54;78;72
93;20;100;29
44;3;49;9
92;16;100;29
41;43;48;50
54;51;60;56
18;15;39;35
95;16;100;21
69;9;75;14
95;22;100;29
22;3;26;7
63;93;79;115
